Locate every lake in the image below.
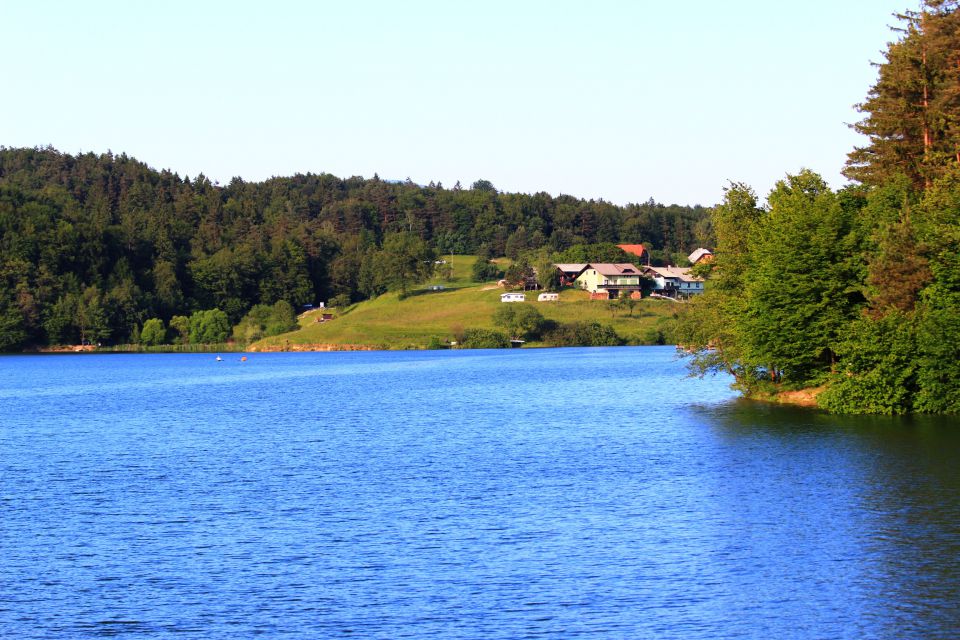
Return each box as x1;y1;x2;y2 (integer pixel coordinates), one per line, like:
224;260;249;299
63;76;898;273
2;346;959;638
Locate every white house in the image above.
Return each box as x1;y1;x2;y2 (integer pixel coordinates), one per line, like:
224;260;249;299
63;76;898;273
571;263;643;300
643;266;704;298
537;292;559;302
500;292;526;302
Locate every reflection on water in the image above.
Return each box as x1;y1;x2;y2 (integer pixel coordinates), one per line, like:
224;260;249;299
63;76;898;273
699;401;960;637
1;348;958;639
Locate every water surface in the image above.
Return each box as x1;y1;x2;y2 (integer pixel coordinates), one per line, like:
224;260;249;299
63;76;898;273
1;347;958;638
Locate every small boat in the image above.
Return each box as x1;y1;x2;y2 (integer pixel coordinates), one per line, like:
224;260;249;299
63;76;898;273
215;355;222;362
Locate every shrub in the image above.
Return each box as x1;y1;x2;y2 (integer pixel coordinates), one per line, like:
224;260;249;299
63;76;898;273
232;301;299;343
189;309;230;344
140;318;167;346
542;322;623;347
458;328;511;349
169;315;190;344
471;257;503;282
640;327;666;345
492;304;545;340
329;293;352;308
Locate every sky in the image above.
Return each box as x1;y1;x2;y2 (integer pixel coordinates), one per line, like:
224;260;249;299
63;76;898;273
0;0;911;206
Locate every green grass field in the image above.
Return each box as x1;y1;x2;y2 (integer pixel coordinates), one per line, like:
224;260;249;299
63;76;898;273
251;255;680;351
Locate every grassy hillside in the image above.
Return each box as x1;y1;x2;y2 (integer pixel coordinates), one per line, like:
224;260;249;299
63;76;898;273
251;255;679;351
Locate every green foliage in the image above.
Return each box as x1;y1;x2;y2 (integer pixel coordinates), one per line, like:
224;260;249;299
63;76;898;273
232;301;298;343
738;171;864;387
617;294;638;317
685;163;960;413
372;232;435;296
471;257;503;282
470;179;497;193
329;293;352;308
640;327;667;346
542;321;623;347
553;243;633;264
913;305;960;413
458;328;510;349
675;183;764;380
503;259;534;287
818;312;919;414
0;304;27;351
40;286;112;346
532;253;563;291
819;304;960;414
169;315;189;344
189;308;230;344
140;318;167;346
77;286;110;345
845;3;960;189
492;303;546;340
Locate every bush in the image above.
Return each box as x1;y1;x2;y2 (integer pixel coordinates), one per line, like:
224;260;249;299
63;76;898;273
640;327;666;345
458;328;511;349
329;293;352;308
232;301;299;343
140;318;167;346
818;306;960;414
492;304;545;340
264;300;298;336
189;308;230;344
542;322;623;347
472;257;503;282
169;315;190;344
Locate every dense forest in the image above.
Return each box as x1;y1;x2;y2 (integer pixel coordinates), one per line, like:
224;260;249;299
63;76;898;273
0;147;710;349
677;0;960;414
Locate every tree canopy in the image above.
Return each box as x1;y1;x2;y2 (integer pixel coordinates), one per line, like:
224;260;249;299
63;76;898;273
678;1;960;414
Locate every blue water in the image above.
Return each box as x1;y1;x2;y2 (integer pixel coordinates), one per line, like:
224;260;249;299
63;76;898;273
2;347;959;638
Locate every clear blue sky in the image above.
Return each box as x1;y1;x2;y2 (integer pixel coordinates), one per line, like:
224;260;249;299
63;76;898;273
1;1;909;206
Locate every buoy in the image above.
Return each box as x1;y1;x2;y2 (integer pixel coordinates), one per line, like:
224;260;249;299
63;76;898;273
241;356;247;362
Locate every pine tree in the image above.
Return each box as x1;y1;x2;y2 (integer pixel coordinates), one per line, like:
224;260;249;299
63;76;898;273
846;1;960;189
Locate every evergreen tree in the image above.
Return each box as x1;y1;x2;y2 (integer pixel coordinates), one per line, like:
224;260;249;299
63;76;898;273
846;1;960;188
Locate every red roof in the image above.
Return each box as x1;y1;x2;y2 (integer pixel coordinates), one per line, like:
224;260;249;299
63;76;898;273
617;244;646;257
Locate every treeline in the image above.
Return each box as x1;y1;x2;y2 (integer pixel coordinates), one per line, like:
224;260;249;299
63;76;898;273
0;147;710;350
677;1;960;414
456;304;626;349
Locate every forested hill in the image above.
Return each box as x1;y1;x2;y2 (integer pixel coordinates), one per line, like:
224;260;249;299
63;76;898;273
0;147;710;349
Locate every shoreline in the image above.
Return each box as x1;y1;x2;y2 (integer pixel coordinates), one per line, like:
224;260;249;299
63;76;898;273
19;341;665;354
745;386;826;409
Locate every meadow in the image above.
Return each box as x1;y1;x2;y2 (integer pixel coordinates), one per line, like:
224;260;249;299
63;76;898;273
252;256;679;351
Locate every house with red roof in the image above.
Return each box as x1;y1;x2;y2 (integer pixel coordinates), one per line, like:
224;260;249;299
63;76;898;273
617;244;649;265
